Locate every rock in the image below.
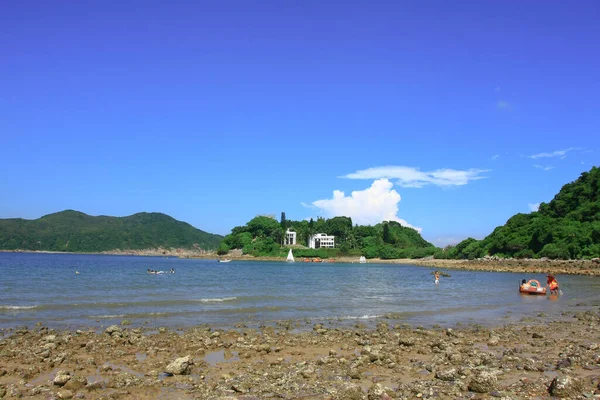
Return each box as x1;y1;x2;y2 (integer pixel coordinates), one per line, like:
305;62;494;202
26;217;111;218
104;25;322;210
86;381;104;391
44;334;57;342
548;375;584;397
348;368;361;379
488;336;500;346
105;325;123;337
468;370;498;393
435;368;458;381
64;376;87;391
398;336;416;346
57;389;74;399
557;358;572;369
0;386;6;398
334;383;364;400
165;355;193;375
120;319;131;326
53;371;71;386
367;383;393;400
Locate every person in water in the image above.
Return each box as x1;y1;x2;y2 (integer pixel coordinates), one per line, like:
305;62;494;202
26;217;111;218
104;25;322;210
520;279;529;290
434;271;440;284
546;274;560;295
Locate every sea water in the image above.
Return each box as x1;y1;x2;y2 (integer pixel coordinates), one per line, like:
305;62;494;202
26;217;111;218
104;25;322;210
1;252;599;331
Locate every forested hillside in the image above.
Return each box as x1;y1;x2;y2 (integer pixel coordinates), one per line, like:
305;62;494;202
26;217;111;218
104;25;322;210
218;214;436;259
0;210;223;252
438;166;600;260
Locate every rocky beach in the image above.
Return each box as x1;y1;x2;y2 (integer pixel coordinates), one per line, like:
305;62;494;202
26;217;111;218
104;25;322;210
2;308;600;399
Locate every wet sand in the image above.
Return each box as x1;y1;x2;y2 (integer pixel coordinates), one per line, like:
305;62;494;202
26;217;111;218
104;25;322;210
2;307;600;399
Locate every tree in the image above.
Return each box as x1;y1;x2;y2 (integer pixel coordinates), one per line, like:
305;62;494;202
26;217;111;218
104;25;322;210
247;216;281;238
280;212;287;228
382;223;393;244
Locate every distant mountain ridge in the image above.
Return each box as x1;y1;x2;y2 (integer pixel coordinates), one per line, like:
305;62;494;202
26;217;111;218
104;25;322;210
0;210;223;252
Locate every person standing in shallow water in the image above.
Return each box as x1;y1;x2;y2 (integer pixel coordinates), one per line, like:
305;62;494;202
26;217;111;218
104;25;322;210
434;271;440;284
546;274;559;294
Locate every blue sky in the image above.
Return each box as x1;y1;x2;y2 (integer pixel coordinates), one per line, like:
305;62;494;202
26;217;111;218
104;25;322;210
1;1;598;247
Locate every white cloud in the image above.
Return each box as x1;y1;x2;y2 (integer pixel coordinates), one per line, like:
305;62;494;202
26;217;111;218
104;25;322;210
534;164;555;171
311;179;421;232
341;166;489;188
491;154;499;161
497;100;510;109
528;147;578;159
528;203;540;212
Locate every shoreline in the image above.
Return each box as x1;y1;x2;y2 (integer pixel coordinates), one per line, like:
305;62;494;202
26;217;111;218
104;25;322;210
3;249;600;276
2;309;599;398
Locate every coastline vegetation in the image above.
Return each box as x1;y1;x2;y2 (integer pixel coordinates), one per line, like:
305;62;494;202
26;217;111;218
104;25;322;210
437;166;600;260
220;166;599;261
1;167;597;261
217;214;437;259
0;210;223;252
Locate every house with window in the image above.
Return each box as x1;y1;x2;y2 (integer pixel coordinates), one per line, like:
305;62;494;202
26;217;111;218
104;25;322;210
285;229;296;245
308;233;335;249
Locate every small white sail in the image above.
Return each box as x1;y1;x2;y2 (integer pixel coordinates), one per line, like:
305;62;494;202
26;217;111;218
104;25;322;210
359;256;367;264
286;249;295;263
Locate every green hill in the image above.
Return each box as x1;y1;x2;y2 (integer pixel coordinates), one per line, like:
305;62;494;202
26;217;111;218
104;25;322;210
0;210;223;252
219;215;436;259
440;166;600;260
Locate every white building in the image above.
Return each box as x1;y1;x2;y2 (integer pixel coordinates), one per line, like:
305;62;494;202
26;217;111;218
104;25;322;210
285;229;296;246
308;233;335;249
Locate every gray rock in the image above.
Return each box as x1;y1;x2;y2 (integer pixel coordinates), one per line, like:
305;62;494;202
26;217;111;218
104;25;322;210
548;375;584;397
64;376;87;391
44;334;57;342
105;325;123;336
57;389;73;399
165;355;193;375
557;358;572;370
367;383;393;400
334;383;364;400
468;370;498;393
435;368;458;381
53;371;71;386
488;336;500;346
398;336;416;346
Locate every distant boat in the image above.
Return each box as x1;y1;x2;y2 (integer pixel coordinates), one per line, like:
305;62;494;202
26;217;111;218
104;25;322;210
359;256;367;264
219;259;232;263
286;249;295;263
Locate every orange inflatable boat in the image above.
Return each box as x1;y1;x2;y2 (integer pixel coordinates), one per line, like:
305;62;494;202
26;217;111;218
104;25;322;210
519;279;547;295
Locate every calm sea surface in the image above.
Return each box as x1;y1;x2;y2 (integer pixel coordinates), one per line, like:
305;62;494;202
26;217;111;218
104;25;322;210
1;252;600;331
